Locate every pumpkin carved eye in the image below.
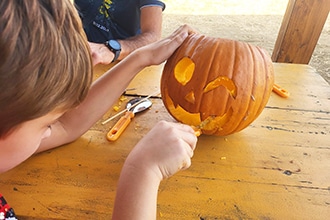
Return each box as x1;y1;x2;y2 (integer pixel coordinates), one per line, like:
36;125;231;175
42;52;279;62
161;33;274;136
174;57;195;86
174;57;237;104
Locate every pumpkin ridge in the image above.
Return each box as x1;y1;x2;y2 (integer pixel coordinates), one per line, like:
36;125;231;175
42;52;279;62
199;36;223;119
207;39;239;135
234;43;264;132
201;39;233;134
254;46;274;116
203;39;234;121
224;41;255;135
187;33;206;56
254;46;270;116
216;40;238;135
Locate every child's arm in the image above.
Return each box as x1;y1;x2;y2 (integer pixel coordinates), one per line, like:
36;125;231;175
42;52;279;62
112;121;197;220
37;25;194;153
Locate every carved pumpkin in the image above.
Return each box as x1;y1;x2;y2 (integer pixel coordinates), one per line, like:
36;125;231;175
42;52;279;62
161;33;274;136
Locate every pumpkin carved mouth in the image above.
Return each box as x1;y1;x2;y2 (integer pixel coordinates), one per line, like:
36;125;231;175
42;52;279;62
161;33;274;136
168;56;237;132
164;89;234;132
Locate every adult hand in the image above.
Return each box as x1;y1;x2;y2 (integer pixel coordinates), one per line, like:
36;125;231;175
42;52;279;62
88;42;114;66
124;120;198;180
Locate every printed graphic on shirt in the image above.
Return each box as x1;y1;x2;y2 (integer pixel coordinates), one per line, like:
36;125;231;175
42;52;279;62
99;0;113;18
93;0;116;34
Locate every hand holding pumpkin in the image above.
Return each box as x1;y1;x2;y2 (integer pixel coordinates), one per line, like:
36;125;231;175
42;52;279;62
132;24;196;67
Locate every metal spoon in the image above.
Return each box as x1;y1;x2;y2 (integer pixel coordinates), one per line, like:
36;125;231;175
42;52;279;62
106;98;152;141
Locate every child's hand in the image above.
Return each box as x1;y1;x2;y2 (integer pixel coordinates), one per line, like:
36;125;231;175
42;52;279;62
124;120;198;180
134;24;196;67
113;121;197;219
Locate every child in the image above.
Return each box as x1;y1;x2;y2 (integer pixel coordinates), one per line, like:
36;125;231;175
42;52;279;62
0;0;197;219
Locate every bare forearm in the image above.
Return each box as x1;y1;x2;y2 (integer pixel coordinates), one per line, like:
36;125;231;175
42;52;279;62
118;32;161;60
89;7;163;65
37;52;145;151
118;6;163;60
89;32;161;66
112;119;197;219
66;53;145;131
112;163;161;220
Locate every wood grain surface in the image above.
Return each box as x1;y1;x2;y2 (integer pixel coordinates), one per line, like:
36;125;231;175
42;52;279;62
0;63;329;219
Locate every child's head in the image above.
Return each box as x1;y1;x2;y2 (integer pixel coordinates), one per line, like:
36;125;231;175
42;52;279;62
0;0;93;172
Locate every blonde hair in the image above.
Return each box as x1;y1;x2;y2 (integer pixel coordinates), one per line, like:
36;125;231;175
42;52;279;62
0;0;93;137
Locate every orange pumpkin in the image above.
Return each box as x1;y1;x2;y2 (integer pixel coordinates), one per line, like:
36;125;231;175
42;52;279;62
161;33;274;136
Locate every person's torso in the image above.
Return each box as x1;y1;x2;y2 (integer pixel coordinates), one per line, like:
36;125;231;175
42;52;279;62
75;0;165;42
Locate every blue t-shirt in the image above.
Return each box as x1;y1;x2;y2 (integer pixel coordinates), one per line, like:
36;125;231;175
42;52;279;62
75;0;165;43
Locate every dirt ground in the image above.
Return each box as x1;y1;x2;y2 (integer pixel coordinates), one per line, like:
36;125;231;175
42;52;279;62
162;0;330;84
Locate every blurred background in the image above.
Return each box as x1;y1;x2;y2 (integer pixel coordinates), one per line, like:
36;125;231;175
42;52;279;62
162;0;330;84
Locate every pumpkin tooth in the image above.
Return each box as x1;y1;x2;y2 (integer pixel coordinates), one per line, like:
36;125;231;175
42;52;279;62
164;89;201;126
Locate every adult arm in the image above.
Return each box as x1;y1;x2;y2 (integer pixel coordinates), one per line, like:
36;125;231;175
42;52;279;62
90;6;163;65
118;6;163;59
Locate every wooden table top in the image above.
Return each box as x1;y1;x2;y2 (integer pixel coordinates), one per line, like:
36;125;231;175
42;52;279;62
0;63;329;220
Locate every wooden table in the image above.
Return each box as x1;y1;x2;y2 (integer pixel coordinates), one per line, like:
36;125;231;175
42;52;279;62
0;63;329;220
